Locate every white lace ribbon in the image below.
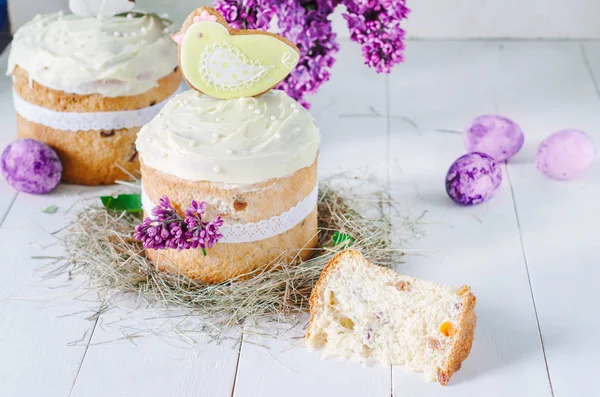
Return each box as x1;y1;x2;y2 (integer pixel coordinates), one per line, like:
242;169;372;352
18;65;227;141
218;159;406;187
141;184;318;244
12;88;179;131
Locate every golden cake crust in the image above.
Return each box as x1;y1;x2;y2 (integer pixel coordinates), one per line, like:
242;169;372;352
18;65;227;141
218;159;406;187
306;249;358;342
438;288;477;386
146;207;318;283
141;160;317;223
142;160;319;283
12;67;181;185
12;66;181;112
17;115;141;185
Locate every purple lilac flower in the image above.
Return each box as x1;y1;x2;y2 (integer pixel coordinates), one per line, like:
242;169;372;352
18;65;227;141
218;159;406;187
151;195;178;222
275;0;339;108
215;0;339;108
215;0;276;30
134;195;223;253
214;0;409;106
341;0;410;73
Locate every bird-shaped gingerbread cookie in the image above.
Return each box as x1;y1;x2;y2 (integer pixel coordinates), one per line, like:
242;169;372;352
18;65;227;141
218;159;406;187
173;7;300;99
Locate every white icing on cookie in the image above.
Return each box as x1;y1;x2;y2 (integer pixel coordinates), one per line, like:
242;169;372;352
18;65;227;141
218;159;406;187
136;89;320;184
7;12;178;97
199;42;273;93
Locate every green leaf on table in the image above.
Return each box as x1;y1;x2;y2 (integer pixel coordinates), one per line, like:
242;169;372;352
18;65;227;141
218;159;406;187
332;231;355;248
42;205;59;214
100;194;143;214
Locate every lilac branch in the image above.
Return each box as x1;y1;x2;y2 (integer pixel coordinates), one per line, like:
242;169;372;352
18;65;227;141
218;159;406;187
134;196;223;252
214;0;409;106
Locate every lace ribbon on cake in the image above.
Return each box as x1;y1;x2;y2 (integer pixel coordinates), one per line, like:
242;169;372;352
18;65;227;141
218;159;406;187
12;88;181;131
141;183;318;244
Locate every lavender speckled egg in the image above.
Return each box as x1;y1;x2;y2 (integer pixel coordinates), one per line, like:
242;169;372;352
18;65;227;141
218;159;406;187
1;139;62;194
465;115;524;162
536;129;596;180
446;152;502;205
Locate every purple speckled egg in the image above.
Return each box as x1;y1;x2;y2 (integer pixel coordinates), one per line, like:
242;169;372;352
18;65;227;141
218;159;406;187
465;115;524;162
536;129;596;180
446;152;502;205
1;139;62;194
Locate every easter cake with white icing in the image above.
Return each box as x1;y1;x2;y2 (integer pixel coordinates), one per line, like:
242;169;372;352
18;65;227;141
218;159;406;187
8;1;180;185
135;7;320;283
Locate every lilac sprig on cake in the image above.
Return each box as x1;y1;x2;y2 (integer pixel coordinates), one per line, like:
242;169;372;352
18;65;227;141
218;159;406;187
134;196;223;253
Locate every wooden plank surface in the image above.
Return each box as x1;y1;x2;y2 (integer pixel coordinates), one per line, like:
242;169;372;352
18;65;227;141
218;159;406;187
493;41;600;397
0;40;598;396
387;41;552;396
70;326;240;397
0;186;103;397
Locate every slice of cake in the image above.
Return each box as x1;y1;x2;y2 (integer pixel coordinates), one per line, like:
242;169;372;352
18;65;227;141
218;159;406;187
306;250;476;385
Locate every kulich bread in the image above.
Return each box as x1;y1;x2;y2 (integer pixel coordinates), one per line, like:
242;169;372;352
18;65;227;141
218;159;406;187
136;87;321;283
8;12;178;98
13;67;181;185
306;250;477;385
8;11;180;185
136;4;321;284
141;160;318;283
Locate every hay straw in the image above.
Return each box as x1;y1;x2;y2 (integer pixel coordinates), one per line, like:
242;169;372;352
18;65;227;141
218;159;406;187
60;174;417;341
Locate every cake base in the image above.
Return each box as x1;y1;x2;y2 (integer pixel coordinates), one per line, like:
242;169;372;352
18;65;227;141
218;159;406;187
141;160;319;283
12;66;181;185
17;115;141;185
146;207;318;283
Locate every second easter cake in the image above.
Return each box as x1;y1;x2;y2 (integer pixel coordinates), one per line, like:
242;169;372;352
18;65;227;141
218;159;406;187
8;4;180;185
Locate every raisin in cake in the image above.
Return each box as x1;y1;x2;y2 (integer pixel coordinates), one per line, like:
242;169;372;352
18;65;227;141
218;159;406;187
306;250;477;385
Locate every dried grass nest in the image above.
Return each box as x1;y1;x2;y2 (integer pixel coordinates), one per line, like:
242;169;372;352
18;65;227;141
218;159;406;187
59;175;421;341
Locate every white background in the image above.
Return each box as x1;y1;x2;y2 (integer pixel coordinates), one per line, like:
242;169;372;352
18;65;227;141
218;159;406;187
8;0;600;38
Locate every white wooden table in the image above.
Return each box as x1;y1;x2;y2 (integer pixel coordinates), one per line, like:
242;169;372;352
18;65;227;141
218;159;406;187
1;40;599;397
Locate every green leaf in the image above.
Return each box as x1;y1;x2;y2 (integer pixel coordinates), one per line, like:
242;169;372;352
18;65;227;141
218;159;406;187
101;194;143;214
332;231;355;248
42;205;59;214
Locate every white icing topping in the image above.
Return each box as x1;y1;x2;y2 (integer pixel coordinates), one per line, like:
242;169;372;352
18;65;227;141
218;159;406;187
69;0;134;18
136;89;320;184
7;12;178;97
